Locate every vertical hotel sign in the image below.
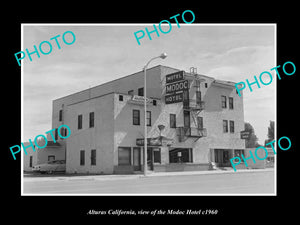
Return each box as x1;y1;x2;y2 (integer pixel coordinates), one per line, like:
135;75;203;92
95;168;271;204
165;71;188;104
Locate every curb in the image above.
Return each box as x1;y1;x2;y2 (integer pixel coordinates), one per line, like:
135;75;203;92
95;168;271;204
23;168;274;182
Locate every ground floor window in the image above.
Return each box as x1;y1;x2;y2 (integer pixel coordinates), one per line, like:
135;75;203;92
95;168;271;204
80;150;85;166
169;148;193;163
29;156;33;167
118;147;131;166
234;149;244;158
91;149;96;165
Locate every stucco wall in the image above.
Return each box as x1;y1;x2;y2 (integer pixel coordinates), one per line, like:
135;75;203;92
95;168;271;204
65;93;114;174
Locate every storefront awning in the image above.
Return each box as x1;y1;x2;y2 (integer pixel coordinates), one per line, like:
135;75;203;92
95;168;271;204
136;136;174;147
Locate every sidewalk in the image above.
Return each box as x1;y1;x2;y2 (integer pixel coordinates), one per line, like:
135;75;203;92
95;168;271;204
23;168;274;182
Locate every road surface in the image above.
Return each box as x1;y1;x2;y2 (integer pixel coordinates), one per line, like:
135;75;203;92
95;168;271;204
23;170;275;195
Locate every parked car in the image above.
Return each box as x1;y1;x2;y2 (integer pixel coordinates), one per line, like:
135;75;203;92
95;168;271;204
32;160;66;174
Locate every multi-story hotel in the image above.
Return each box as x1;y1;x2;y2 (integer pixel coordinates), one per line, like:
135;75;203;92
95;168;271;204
24;65;246;174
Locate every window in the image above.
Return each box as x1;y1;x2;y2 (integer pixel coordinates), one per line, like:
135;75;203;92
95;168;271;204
119;95;123;101
80;150;85;166
55;128;58;140
197;116;203;129
29;156;33;168
170;114;176;128
48;155;55;162
221;95;227;108
133;109;140;125
146;111;151;126
183;90;189;108
223;120;228;133
153;99;157;106
205;83;208;88
234;149;244;158
169;148;193;163
78;114;82;129
89;112;94;128
184;110;190;128
153;148;161;163
196;91;201;105
91;149;96;165
138;87;144;96
59;109;63;121
61;127;68;137
229;97;234;109
128;90;134;96
230;120;235;133
118;147;131;165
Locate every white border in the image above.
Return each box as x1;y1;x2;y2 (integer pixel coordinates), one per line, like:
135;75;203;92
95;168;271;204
21;23;277;196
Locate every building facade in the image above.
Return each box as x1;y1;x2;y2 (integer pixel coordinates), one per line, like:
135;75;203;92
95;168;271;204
26;65;246;174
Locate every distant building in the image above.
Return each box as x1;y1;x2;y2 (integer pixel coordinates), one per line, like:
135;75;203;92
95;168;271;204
24;65;247;174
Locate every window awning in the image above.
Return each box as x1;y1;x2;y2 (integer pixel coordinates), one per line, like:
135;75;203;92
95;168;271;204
136;136;174;147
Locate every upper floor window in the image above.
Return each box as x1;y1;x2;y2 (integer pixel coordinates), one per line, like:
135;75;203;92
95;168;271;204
133;109;140;125
221;95;227;108
230;120;235;133
197;116;203;129
78;114;82;130
223;120;228;133
59;109;63;121
138;87;144;96
170;114;176;128
229;97;234;109
89;112;94;128
146;111;151;126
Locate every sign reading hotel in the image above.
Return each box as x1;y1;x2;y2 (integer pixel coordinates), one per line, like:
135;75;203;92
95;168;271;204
165;71;188;104
165;92;183;104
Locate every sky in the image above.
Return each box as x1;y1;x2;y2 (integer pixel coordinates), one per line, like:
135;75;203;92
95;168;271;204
22;24;275;144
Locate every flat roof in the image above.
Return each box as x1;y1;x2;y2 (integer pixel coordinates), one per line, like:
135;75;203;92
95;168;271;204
53;65;236;102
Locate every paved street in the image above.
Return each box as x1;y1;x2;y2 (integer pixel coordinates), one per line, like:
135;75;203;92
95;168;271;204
23;169;275;195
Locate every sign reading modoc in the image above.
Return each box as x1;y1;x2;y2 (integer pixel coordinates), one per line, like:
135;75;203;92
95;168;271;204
165;71;188;104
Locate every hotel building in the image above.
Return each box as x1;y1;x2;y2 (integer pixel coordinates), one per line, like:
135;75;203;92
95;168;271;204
24;65;246;174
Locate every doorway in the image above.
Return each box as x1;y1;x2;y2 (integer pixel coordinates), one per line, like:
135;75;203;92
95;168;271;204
214;149;231;167
147;148;153;170
133;147;141;171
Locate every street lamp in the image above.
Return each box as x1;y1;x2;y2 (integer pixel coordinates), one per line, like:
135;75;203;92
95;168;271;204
143;53;167;176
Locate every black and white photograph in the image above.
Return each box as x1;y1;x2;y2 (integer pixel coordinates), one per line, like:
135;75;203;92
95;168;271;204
21;24;276;195
4;4;298;221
